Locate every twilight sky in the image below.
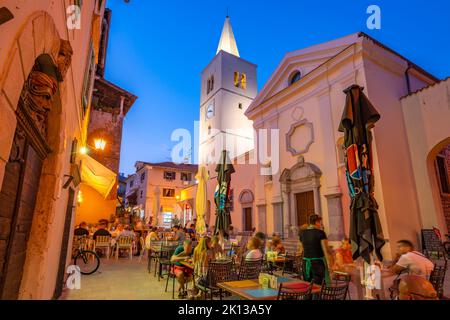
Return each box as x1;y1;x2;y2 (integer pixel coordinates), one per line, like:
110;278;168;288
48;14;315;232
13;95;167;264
104;0;450;175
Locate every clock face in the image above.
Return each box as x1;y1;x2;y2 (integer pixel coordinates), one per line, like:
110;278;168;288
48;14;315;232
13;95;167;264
206;103;215;119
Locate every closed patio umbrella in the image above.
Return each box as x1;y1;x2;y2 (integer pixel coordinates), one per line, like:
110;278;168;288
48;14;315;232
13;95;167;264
339;85;386;298
214;150;235;241
195;165;209;237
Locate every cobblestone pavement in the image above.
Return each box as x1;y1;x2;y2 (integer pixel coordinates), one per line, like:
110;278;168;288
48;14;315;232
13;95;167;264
60;257;449;300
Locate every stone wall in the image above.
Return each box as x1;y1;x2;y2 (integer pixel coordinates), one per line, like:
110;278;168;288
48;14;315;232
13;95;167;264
87;108;124;173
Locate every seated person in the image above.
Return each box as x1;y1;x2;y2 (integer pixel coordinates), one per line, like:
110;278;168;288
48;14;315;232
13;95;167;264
111;224;124;238
173;225;186;241
74;221;89;236
187;223;196;239
245;237;263;261
93;223;111;240
117;225;135;240
254;232;267;254
145;226;160;250
389;240;434;278
271;236;286;254
171;239;194;298
398;275;438;300
210;235;224;259
188;237;214;299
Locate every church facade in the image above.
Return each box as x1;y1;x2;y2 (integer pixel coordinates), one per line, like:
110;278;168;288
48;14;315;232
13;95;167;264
194;17;450;260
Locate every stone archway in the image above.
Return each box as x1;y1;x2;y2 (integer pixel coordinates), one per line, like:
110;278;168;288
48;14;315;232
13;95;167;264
0;11;73;299
427;137;450;233
280;156;322;238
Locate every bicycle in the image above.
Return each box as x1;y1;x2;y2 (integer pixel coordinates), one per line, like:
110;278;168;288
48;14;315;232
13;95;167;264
73;236;101;275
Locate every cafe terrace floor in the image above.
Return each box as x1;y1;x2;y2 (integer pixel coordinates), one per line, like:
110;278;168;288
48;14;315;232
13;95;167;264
59;258;450;300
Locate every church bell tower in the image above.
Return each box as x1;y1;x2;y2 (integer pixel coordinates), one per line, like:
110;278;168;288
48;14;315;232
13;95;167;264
198;16;257;165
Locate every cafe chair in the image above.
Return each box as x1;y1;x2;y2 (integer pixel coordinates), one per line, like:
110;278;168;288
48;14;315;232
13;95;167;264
157;244;177;281
317;281;349;300
277;282;313;300
429;260;447;299
115;236;134;260
196;259;235;300
282;252;303;279
93;236;111;259
237;257;263;280
331;271;352;300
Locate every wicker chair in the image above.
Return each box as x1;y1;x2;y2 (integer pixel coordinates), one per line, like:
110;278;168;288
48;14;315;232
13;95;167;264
429;261;447;299
238;258;263;280
317;281;349;300
93;236;111;259
196;259;236;300
277;282;313;300
115;236;134;260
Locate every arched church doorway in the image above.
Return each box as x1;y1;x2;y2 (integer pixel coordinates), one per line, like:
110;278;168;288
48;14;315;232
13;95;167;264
280;156;322;237
428;138;450;233
0;54;62;299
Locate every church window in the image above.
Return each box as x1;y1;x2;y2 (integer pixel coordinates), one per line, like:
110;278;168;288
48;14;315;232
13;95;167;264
289;70;301;85
234;72;247;89
238;103;242;109
207;75;215;94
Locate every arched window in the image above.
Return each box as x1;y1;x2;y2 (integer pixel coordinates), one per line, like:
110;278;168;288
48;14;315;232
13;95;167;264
289;70;301;85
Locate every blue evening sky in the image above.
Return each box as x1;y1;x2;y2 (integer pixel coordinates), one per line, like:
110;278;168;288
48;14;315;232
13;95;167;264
104;0;450;175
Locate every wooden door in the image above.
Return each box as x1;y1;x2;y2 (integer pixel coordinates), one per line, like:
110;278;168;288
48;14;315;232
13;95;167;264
244;207;252;231
53;188;75;299
0;130;44;299
295;191;315;227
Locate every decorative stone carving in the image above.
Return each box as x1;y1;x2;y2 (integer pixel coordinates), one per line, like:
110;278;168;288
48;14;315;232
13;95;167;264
24;71;58;138
286;119;314;156
291;106;304;121
239;189;254;204
56;40;73;81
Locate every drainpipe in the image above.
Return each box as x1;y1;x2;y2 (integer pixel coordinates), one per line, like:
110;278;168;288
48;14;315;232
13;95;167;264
405;62;412;95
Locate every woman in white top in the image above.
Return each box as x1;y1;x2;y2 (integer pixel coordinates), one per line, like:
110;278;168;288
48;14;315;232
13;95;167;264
245;237;263;260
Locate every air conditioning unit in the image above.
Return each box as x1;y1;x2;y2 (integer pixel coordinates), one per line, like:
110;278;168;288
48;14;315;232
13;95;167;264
182;181;189;186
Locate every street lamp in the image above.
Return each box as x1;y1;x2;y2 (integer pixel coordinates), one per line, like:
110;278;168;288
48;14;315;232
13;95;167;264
94;138;107;151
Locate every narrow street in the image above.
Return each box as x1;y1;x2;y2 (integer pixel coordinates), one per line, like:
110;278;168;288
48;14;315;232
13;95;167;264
60;258;173;300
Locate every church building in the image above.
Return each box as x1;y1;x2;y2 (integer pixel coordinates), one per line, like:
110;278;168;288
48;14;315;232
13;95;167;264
192;16;450;260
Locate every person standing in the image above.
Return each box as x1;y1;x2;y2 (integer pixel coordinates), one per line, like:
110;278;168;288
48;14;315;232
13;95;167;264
299;214;330;285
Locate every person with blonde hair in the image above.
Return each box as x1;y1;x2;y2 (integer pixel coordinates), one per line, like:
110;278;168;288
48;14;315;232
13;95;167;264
245;237;262;260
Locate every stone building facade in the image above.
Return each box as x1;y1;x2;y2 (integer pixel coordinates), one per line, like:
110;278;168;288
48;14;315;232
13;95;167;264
195;17;450;260
0;0;128;299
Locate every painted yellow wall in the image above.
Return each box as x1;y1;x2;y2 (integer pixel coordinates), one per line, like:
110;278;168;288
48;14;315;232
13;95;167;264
76;183;117;225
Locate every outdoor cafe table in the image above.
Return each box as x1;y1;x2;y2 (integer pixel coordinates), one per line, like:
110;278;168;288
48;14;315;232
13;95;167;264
217;277;321;300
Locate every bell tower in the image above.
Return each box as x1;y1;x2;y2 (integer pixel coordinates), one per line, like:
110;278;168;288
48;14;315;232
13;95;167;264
198;16;257;165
